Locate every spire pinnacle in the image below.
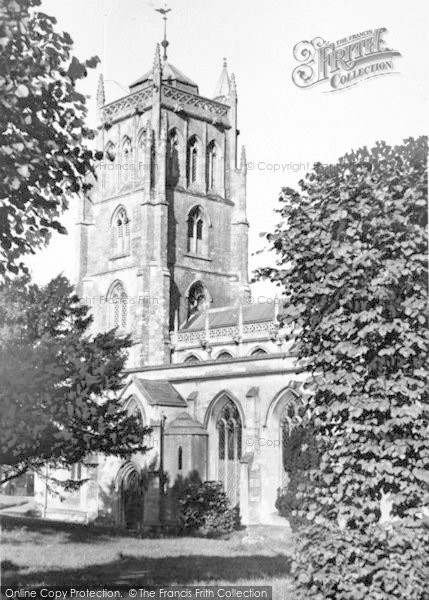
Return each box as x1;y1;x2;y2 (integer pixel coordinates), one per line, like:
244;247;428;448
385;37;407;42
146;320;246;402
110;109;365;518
240;145;247;169
155;2;171;61
96;73;105;107
229;73;237;96
213;58;230;101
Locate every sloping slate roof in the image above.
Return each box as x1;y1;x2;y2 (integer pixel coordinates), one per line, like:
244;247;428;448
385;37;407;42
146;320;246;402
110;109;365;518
165;412;208;436
130;61;198;88
135;379;187;407
181;303;278;332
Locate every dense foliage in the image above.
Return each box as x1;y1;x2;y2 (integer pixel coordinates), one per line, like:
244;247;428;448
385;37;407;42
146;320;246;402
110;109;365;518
178;481;237;537
276;425;319;531
258;137;428;599
0;0;100;278
0;275;150;487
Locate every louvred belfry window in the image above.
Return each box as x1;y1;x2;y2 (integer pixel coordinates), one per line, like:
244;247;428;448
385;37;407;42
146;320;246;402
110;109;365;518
112;207;130;255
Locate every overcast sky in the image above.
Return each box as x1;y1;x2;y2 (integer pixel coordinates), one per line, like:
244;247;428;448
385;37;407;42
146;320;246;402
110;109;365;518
27;0;428;292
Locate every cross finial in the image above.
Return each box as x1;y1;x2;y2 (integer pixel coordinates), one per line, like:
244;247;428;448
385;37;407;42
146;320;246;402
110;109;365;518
155;2;171;61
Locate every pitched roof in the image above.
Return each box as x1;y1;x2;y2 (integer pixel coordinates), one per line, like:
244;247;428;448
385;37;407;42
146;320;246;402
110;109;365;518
165;412;208;436
181;303;280;332
130;61;198;91
134;379;187;407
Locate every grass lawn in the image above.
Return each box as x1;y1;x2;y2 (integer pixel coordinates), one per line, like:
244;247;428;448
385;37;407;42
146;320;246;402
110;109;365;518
0;515;293;599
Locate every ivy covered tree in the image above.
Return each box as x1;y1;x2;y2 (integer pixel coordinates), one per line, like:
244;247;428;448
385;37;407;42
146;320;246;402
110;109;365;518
0;0;100;278
258;137;428;599
0;275;150;487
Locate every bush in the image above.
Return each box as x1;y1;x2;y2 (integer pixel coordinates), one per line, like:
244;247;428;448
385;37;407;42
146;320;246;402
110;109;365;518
276;425;319;530
276;474;305;532
177;481;237;537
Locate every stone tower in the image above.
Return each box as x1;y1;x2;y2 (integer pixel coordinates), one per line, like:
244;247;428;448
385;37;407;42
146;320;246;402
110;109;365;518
76;46;249;367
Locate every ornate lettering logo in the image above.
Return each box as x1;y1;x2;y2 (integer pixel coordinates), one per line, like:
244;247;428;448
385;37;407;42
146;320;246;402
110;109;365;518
292;29;401;92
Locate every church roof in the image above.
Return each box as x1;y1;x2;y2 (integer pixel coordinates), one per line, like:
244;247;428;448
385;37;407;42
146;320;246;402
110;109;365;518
134;379;187;407
165;412;208;436
180;303;282;332
130;61;199;93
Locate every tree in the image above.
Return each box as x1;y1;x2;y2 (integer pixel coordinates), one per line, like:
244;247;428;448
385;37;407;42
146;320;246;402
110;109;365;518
0;275;150;487
258;137;428;599
0;0;100;278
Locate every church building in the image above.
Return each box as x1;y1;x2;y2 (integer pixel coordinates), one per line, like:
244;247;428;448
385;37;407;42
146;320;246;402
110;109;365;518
35;40;306;529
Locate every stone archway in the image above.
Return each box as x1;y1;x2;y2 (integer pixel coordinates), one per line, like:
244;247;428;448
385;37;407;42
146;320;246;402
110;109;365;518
116;462;144;530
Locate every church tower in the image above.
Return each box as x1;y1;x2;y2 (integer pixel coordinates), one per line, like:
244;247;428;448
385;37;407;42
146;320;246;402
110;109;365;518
76;41;249;368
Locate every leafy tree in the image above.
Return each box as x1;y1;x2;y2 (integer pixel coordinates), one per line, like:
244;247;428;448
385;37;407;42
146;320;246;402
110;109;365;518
0;275;150;487
258;137;428;599
0;0;100;278
276;425;320;531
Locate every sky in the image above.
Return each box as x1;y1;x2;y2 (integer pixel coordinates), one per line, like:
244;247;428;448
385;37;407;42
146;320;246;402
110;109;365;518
27;0;428;291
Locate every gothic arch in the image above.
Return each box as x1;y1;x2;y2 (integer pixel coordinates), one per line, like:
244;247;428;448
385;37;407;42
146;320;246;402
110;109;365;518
205;391;244;506
263;386;303;429
106;280;128;330
115;461;145;530
183;353;202;364
185;279;212;319
185;203;212;227
184;279;212;301
186;134;201;186
137;128;146;180
104;141;116;189
206;139;220;190
110;205;130;256
203;390;246;429
123;395;147;425
120;136;133;184
214;350;234;361
186;205;211;256
249;346;269;357
167;127;183;186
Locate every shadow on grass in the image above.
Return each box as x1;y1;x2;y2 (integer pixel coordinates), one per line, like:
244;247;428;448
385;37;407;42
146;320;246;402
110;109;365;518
0;514;128;544
3;553;291;587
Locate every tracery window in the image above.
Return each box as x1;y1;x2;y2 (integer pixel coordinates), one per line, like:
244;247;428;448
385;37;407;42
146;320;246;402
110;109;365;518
206;140;218;190
109;282;127;329
217;401;242;506
187;206;207;255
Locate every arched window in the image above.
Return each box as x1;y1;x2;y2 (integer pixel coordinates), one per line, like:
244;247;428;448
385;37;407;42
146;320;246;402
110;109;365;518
109;282;127;330
167;128;180;186
251;348;268;356
121;137;132;184
216;351;233;361
112;207;130;256
187;136;199;186
150;135;156;189
126;397;145;427
187;281;209;318
184;354;200;364
187;206;207;255
178;446;183;471
137;130;146;181
206;141;218;190
217;400;242;505
104;142;116;190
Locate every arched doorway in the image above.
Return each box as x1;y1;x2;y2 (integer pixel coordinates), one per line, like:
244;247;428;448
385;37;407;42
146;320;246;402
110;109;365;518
117;462;144;530
216;400;242;506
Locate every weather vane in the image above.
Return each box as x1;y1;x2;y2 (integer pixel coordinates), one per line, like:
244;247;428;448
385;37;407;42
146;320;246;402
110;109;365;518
155;2;171;61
